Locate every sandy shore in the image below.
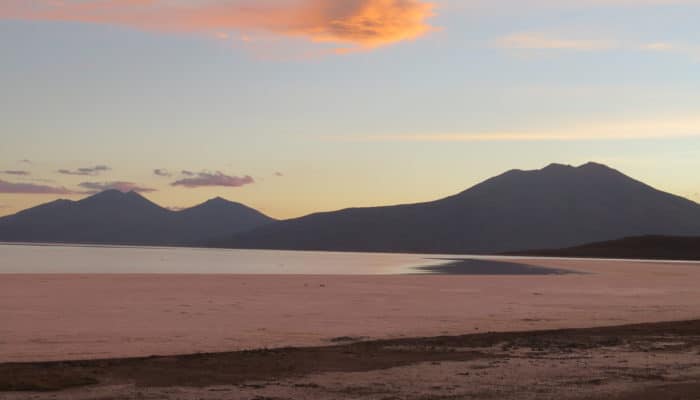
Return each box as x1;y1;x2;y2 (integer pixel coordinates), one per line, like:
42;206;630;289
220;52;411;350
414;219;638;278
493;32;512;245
3;319;700;399
2;257;700;363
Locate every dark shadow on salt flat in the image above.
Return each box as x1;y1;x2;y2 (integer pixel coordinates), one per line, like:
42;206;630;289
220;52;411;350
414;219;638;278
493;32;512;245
416;259;574;275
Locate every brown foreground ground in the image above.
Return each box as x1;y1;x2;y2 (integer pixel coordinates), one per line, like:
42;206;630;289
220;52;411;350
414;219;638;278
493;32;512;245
2;319;700;399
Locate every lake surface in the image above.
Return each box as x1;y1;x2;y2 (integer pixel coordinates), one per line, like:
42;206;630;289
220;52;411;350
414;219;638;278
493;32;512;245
0;243;472;274
5;254;700;362
3;243;696;275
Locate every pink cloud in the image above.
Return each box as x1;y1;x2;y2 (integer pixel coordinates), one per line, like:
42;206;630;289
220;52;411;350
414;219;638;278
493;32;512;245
0;0;436;52
171;172;254;188
79;181;156;194
0;179;77;195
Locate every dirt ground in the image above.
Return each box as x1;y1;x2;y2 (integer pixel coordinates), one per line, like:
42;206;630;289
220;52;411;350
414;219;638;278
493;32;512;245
2;319;700;400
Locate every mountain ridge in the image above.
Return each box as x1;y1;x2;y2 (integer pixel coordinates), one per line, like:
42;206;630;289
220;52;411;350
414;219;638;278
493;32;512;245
508;235;700;261
0;190;275;246
2;162;700;253
216;162;700;254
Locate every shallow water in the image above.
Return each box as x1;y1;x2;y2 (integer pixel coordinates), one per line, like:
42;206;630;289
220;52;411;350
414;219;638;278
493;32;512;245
3;254;700;362
2;243;697;275
0;243;461;274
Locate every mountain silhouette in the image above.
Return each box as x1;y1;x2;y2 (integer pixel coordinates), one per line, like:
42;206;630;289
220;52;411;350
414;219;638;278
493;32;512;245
217;162;700;254
509;235;700;261
0;190;274;245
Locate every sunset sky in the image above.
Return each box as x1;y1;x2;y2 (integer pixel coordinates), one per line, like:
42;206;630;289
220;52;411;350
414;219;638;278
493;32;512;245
1;0;699;219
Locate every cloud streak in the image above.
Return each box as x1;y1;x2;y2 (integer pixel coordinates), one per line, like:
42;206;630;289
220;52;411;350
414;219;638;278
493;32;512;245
496;32;700;60
79;181;156;194
642;41;700;60
153;168;172;177
0;179;76;195
1;170;30;176
496;33;617;51
57;165;111;176
1;0;436;52
171;172;254;188
334;116;700;142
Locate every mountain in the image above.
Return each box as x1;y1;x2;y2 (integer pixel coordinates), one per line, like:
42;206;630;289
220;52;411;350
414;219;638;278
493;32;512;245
509;235;700;261
217;162;700;254
0;190;275;246
172;197;276;243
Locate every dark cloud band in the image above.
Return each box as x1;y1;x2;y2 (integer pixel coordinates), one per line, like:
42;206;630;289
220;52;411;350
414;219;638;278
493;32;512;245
79;181;156;194
0;179;76;195
172;172;254;188
57;165;111;176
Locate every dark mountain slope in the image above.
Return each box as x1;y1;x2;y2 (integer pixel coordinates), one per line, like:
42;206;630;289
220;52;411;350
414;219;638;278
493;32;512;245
173;197;275;243
509;235;700;261
219;162;700;254
0;190;274;246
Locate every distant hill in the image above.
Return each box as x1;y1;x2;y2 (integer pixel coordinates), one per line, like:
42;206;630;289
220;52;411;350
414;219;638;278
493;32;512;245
4;163;700;253
217;162;700;254
0;190;275;246
508;235;700;261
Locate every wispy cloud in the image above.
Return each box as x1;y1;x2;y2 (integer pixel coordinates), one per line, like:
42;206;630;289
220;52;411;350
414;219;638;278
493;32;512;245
461;0;700;10
496;32;700;60
171;171;254;188
641;41;700;60
19;159;32;164
28;178;56;183
78;181;156;194
57;165;111;176
332;116;700;142
496;33;617;51
0;179;76;194
1;170;30;176
153;168;172;177
1;0;436;53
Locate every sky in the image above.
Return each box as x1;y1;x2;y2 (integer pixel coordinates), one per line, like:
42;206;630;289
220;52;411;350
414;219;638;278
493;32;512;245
1;0;699;219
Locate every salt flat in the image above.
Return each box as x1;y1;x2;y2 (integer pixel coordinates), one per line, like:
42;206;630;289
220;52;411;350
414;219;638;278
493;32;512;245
2;257;700;362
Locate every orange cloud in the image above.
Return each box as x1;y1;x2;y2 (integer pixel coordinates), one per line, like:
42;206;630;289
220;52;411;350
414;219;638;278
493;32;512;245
1;0;436;51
